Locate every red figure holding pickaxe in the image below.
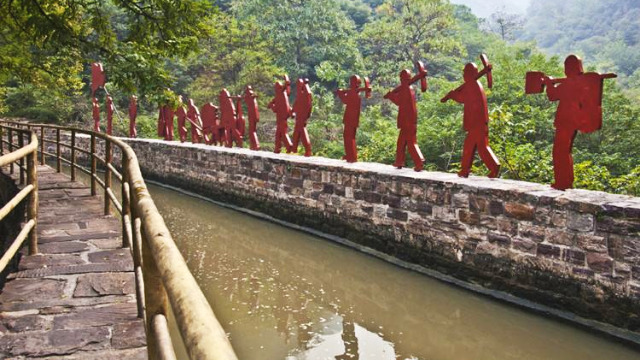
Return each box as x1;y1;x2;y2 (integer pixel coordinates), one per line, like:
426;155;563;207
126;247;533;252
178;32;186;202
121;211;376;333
106;95;114;135
268;76;294;154
384;62;428;171
92;97;101;132
201;102;219;145
243;85;261;150
220;89;243;148
235;98;246;139
187;99;204;144
526;55;617;190
442;54;500;178
292;78;313;157
176;96;188;143
336;75;371;163
129;95;137;138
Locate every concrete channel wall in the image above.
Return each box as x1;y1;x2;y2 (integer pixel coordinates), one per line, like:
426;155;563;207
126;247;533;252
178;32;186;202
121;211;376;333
68;136;640;333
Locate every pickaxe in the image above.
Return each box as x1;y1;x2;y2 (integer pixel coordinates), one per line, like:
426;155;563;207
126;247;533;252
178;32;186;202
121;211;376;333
362;77;372;98
479;53;493;89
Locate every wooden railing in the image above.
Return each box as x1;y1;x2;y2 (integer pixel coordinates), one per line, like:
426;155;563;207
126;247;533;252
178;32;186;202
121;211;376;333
0;125;38;273
0;121;238;360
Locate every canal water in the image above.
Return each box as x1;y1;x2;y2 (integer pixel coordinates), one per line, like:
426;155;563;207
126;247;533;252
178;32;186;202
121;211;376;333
145;183;640;360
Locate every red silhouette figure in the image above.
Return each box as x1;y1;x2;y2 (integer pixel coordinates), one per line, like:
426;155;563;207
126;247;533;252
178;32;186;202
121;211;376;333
186;99;204;144
442;54;500;178
235;98;246;138
201;102;219;145
106;95;115;135
268;76;294;154
336;75;371;163
291;78;313;157
219;89;243;148
383;62;428;171
526;55;617;190
91;62;106;96
243;85;261;150
176;97;188;143
158;105;174;141
129;95;137;138
92;97;101;132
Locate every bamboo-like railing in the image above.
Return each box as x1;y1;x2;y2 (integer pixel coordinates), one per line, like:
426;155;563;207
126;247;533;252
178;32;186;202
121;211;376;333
0;120;238;360
0;125;38;272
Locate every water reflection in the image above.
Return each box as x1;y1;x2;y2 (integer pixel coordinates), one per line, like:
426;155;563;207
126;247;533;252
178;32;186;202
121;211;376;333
148;183;640;360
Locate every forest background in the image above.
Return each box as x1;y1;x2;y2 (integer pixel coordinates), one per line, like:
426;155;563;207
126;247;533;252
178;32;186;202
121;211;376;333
1;0;639;195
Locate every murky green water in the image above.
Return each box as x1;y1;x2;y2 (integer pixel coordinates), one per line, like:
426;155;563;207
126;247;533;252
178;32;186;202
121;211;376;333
144;183;640;360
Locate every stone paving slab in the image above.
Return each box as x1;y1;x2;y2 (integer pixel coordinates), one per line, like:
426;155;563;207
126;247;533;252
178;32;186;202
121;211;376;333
0;165;146;359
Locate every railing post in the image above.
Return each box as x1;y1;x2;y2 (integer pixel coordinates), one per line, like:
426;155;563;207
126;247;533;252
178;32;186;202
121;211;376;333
40;126;45;165
27;144;38;255
18;133;24;185
104;140;112;215
141;230;169;360
70;130;76;181
122;155;131;248
90;134;97;196
0;126;4;155
8;128;14;174
56;129;61;172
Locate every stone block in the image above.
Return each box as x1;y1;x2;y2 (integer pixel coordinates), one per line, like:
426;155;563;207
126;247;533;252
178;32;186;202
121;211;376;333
567;211;594;232
575;234;607;254
504;202;535;221
586;252;613;273
496;217;517;236
563;249;586;266
452;193;469;208
518;223;546;243
545;228;575;246
458;209;480;225
74;273;135;297
512;238;537;254
387;209;408;222
537;243;561;259
112;321;146;349
487;231;511;247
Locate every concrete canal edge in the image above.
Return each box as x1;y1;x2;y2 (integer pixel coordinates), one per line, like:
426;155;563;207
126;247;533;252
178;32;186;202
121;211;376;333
65;136;640;346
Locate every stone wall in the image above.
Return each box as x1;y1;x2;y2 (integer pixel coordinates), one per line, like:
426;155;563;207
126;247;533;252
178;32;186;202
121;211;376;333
75;137;640;332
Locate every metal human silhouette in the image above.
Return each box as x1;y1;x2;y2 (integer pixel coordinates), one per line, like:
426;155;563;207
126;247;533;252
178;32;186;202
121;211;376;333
243;85;261;150
92;97;101;132
128;95;137;138
383;62;428;171
219;89;243;148
176;96;188;143
441;54;500;178
201;102;219;145
291;78;313;157
158;105;174;141
526;55;617;190
91;62;106;96
268;76;294;154
105;95;114;135
336;75;371;163
186;99;204;144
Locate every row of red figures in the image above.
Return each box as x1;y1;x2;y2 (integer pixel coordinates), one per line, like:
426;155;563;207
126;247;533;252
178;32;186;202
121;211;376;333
91;54;615;191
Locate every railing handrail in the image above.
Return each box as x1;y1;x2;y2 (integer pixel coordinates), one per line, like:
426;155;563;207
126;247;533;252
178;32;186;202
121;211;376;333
0;120;238;360
0;125;38;273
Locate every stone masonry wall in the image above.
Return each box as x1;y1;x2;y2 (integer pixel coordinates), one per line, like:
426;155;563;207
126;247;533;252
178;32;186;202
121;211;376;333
64;136;640;332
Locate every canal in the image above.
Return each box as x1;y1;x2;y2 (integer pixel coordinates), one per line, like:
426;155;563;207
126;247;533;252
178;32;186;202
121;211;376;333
145;182;640;360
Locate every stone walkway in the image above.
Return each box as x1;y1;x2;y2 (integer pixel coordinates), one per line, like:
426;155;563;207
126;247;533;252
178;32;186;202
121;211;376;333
0;165;147;359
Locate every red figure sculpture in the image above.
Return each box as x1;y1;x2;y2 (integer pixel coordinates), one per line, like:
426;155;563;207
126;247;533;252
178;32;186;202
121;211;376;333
129;95;137;138
336;75;371;163
235;98;246;138
186;99;204;144
219;89;243;148
159;105;174;141
441;54;500;178
106;95;115;135
526;55;617;190
176;97;188;143
91;62;106;96
201;102;219;145
383;62;428;171
291;78;313;157
268;76;294;154
92;97;101;132
243;85;261;150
